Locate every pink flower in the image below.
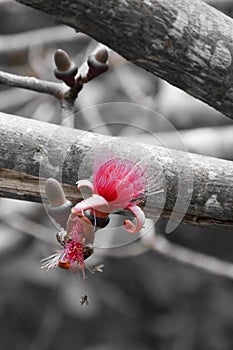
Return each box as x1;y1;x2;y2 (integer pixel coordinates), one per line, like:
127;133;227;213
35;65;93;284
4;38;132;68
73;157;149;234
41;213;94;279
94;158;147;209
59;239;85;271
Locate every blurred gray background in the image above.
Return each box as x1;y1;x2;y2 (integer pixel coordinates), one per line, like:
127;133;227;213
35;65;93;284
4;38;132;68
1;1;233;349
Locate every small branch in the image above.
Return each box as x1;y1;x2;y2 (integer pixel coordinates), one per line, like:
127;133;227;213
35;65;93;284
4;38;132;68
151;235;233;280
0;47;108;124
0;70;74;125
96;227;233;280
0;70;62;97
0;71;76;122
60;99;75;126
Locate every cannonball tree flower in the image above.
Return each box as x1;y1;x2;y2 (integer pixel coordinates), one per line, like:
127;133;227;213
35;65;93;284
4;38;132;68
73;157;151;234
42;155;163;280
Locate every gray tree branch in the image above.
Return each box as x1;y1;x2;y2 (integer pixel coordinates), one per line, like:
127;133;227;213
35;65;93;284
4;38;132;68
0;71;62;97
15;0;233;119
1;112;233;228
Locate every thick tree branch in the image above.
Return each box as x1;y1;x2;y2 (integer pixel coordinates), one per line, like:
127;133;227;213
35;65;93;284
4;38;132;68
16;0;233;119
1;112;233;228
0;168;81;203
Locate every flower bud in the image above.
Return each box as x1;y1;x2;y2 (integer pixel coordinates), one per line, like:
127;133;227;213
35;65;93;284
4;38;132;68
54;49;78;87
86;48;108;81
95;48;108;64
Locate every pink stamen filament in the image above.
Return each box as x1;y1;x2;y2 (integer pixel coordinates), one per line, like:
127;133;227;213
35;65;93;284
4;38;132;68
59;240;86;278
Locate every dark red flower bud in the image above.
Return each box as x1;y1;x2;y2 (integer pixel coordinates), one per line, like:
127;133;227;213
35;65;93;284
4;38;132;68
54;49;78;87
86;48;108;81
95;48;108;64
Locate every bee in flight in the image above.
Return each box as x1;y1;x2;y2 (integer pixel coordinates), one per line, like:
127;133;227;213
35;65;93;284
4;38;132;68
80;294;89;306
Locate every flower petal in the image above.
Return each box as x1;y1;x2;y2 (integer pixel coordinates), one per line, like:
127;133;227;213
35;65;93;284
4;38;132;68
72;194;110;214
124;204;145;234
76;179;94;194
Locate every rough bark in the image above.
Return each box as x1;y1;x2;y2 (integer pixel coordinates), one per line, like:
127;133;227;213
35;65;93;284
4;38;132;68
16;0;233;119
0;168;81;203
1;112;233;228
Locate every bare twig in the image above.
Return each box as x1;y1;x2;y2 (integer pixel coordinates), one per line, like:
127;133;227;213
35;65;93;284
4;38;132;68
0;46;108;123
87;224;233;280
0;71;74;126
150;235;233;280
0;71;62;97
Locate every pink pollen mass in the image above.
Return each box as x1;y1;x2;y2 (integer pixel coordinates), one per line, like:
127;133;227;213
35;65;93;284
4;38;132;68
62;240;85;270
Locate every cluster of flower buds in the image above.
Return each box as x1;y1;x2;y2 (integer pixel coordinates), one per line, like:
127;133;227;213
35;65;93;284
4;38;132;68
53;47;109;89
